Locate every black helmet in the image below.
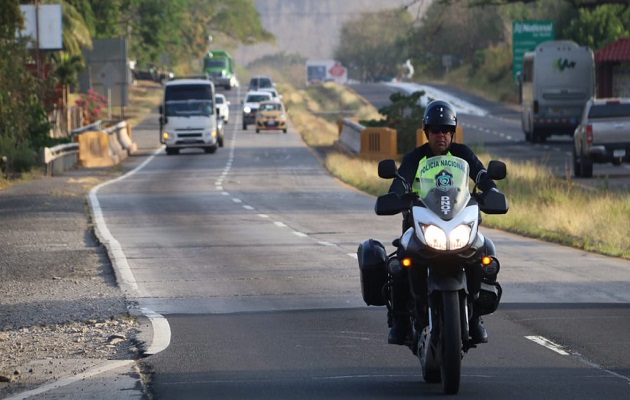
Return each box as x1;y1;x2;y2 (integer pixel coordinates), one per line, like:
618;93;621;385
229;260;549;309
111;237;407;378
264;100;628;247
423;100;457;133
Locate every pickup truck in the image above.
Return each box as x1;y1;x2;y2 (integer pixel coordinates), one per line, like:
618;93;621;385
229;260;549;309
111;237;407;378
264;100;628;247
573;97;630;178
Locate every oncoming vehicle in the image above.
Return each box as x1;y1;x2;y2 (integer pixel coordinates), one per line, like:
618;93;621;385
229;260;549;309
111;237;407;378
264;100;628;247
215;93;230;124
248;75;274;92
159;78;221;155
255;101;288;134
202;49;237;90
261;87;282;102
359;157;508;394
242;91;272;130
518;40;595;143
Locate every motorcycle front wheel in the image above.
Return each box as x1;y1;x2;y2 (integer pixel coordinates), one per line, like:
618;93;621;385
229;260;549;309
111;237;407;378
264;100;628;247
440;290;462;394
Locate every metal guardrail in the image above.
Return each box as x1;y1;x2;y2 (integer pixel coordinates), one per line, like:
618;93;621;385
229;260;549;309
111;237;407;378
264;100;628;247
42;142;79;176
42;119;135;176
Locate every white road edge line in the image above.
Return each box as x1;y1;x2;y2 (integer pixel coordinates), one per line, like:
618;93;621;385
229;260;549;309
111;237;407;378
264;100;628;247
4;360;135;400
89;150;172;342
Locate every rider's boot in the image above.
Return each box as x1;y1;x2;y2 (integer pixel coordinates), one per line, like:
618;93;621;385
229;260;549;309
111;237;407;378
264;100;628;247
469;314;488;344
387;258;410;345
388;313;410;345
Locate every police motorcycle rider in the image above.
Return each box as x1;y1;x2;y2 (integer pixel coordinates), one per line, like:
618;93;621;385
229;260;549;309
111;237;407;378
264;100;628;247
386;99;501;345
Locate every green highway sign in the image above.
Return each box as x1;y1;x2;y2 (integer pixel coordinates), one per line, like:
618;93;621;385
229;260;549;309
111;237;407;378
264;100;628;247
512;20;554;81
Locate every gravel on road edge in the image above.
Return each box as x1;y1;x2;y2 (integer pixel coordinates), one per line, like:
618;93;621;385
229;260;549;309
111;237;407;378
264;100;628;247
0;168;149;398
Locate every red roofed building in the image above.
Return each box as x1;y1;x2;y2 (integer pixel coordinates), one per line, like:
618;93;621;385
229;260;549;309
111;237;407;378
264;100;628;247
594;37;630;97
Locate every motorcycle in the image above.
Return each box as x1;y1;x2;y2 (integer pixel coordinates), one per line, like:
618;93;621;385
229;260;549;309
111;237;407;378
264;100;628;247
357;155;509;394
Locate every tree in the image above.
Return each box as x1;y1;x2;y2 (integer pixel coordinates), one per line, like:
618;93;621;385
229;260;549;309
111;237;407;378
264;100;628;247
562;4;630;49
408;0;506;78
0;0;23;40
427;0;629;8
334;8;413;82
57;1;93;55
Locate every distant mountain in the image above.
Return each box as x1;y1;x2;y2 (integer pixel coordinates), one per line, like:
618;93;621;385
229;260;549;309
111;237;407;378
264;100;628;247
233;0;431;66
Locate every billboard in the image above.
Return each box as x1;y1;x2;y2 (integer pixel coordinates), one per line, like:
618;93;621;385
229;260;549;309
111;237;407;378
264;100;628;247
19;4;63;50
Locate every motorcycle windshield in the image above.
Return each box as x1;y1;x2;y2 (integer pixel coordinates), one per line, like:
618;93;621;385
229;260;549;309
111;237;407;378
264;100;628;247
416;155;471;220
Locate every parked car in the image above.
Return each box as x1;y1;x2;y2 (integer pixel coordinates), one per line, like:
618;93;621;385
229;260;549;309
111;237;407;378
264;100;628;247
248;75;275;92
573;97;630;177
242;91;273;130
132;63;174;84
215;93;230;124
255;100;288;134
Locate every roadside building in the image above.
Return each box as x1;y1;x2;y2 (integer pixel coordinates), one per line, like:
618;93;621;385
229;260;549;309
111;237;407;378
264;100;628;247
595;37;630;97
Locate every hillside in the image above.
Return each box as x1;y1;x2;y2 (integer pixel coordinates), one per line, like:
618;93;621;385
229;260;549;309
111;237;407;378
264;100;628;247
233;0;432;66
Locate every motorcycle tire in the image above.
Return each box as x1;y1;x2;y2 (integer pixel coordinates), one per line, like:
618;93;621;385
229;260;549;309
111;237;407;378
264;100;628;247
419;326;440;383
440;291;462;394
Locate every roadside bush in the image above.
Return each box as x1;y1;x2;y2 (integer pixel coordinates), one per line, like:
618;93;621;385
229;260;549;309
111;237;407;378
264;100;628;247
0;136;37;174
75;88;107;123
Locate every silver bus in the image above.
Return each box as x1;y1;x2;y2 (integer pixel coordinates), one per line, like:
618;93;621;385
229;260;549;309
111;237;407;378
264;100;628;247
518;40;594;143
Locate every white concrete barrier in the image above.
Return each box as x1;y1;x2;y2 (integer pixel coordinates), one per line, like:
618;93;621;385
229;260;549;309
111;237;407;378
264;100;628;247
338;118;364;153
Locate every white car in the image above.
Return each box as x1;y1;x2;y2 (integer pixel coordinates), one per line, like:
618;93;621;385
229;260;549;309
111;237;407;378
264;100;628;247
242;91;273;130
260;87;282;102
215;93;230;124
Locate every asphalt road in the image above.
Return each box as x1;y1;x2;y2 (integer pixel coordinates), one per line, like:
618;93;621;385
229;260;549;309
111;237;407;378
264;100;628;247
82;84;630;399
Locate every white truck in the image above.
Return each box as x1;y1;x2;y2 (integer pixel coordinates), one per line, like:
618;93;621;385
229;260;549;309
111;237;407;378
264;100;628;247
158;77;223;155
518;40;595;143
573;97;630;177
306;60;348;85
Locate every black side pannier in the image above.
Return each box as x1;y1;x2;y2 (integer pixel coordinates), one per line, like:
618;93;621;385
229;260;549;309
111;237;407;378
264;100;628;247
357;239;388;306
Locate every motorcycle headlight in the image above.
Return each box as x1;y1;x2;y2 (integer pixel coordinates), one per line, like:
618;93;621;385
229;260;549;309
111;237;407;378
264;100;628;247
162;131;172;140
243;106;251;113
421;224;472;251
449;224;472;250
422;225;447;250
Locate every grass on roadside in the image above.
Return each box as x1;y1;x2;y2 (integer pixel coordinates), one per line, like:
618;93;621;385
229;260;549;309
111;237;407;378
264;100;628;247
281;81;630;261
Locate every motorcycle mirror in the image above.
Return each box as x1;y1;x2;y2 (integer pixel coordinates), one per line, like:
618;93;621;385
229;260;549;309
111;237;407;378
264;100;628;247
378;159;398;179
487;160;507;180
159;104;163;115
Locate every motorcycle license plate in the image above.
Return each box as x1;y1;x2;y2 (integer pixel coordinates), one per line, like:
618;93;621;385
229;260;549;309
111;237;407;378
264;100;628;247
613;149;625;158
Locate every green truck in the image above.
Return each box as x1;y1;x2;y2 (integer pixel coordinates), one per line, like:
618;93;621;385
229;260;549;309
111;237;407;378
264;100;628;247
203;49;237;90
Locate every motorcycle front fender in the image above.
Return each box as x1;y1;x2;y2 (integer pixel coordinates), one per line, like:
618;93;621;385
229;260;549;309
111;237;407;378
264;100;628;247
427;269;468;295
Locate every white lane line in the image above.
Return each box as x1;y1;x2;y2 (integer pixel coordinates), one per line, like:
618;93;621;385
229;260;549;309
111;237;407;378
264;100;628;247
526;336;630;384
274;221;287;227
525;335;570;355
